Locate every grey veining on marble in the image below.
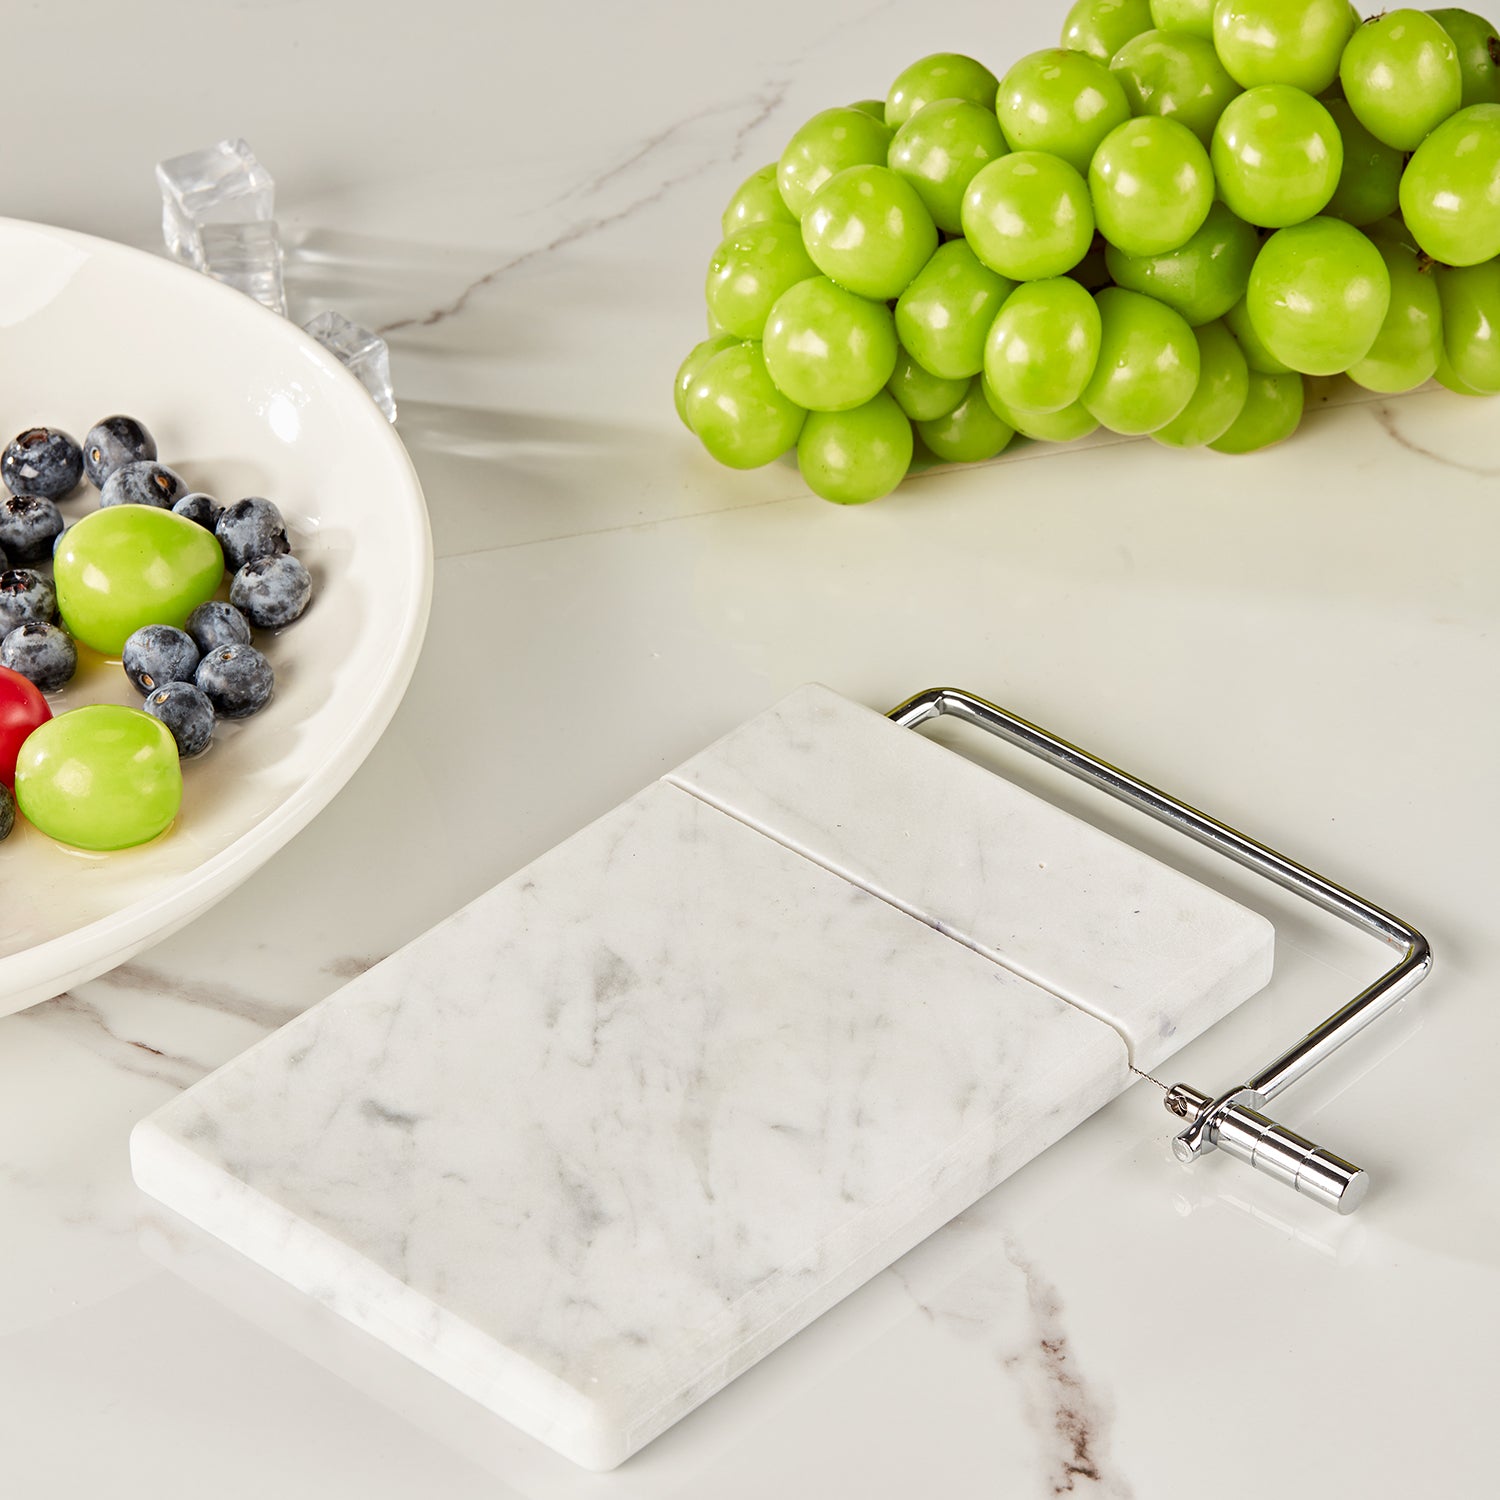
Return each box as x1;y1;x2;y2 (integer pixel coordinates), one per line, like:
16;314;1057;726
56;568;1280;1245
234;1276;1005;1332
669;684;1275;1071
133;778;1128;1470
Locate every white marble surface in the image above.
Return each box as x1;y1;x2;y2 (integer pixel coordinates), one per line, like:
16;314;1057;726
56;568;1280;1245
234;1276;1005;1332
672;683;1274;1070
133;775;1127;1469
3;1;1499;1495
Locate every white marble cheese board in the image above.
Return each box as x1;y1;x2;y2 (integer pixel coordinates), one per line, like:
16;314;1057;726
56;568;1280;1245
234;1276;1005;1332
131;686;1274;1470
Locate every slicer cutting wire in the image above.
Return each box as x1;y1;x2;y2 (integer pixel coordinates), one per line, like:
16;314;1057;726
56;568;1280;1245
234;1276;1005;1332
887;686;1432;1216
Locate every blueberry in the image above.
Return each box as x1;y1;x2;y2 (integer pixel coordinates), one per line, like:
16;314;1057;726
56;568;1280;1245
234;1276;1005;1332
2;427;83;499
121;623;201;694
172;491;221;530
0;569;57;633
216;497;289;571
230;553;312;629
184;600;252;654
195;642;273;719
2;622;76;691
144;680;215;758
0;782;12;841
0;495;64;563
83;415;156;489
99;460;186;509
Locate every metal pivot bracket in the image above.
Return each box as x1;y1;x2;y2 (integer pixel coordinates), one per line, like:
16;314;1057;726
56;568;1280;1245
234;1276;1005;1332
887;687;1432;1216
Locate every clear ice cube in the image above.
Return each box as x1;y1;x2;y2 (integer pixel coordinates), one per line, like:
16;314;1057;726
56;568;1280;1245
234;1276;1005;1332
156;139;274;266
303;311;397;422
200;220;287;316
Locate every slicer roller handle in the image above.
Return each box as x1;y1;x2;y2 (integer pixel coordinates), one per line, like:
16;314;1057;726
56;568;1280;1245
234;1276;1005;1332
1166;1085;1369;1215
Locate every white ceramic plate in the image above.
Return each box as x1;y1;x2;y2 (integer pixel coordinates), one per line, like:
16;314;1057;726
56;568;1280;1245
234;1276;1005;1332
0;219;431;1018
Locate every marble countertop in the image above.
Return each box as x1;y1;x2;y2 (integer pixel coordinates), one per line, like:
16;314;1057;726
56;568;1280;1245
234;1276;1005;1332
3;1;1497;1495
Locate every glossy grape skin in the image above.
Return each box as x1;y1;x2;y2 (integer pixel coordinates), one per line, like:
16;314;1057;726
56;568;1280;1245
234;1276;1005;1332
0;664;49;788
895;240;1015;379
885;53;999;127
1224;294;1293;372
15;705;182;851
1435;348;1488;394
1245;217;1391;375
1210;86;1342;227
1434;259;1500;394
1400;104;1500;267
687;343;807;467
721;163;797;236
995;49;1131;174
1211;0;1356;94
1109;29;1242;145
763;276;898;411
962;152;1094;280
888;99;1009;233
1430;9;1500;107
982;277;1103;414
1061;0;1155;62
1104;200;1258;324
1151;320;1251;445
778;108;894;217
1207;369;1304;452
1340;10;1462;150
705;222;819;338
1089;116;1213;255
888;347;970;420
1081;287;1201;432
1150;0;1214;37
1345;237;1443;393
848;99;888;119
675;335;742;429
917;378;1017;462
800;166;938;300
1321;99;1403;228
983;382;1103;440
797;392;913;503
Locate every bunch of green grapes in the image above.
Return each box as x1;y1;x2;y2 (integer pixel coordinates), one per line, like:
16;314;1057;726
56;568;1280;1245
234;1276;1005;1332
675;2;1500;504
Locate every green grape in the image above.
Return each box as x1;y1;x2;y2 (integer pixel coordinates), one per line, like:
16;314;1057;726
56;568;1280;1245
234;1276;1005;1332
1365;215;1419;252
15;706;181;851
1062;0;1155;62
800;165;938;301
1245;217;1391;375
1340;10;1462;150
1321;99;1403;227
797;392;914;503
982;276;1103;414
1089;116;1214;255
984;379;1102;439
1429;9;1500;107
1152;319;1251;445
995;49;1131;174
1149;0;1215;37
686;342;807;467
1207;369;1304;452
675;334;742;428
1104;200;1258;324
1346;237;1443;392
962;152;1095;280
917;378;1017;462
1109;29;1242;145
885;53;999;128
1081;286;1201;432
762;276;898;410
706;307;729;336
895;240;1014;378
705;221;819;338
888;346;970;420
778;108;894;217
1436;348;1488;394
1224;294;1292;372
848;99;888;118
1435;259;1500;394
1212;0;1356;93
721;163;797;236
1210;86;1343;227
1400;104;1500;266
887;99;1010;234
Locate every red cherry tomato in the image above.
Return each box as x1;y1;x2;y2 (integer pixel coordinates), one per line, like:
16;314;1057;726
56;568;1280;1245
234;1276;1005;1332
0;665;51;788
